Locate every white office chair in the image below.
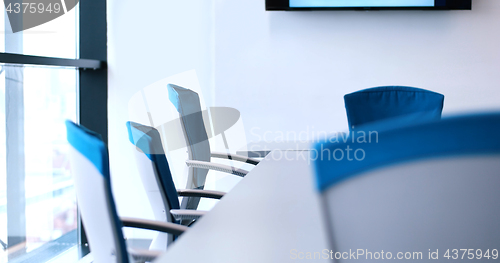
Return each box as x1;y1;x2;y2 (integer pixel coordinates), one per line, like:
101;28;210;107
66;121;187;263
314;113;500;262
167;83;259;210
126;121;226;246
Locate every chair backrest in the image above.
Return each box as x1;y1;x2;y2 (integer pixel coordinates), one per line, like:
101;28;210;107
126;121;181;248
65;121;131;263
314;113;500;260
344;86;444;130
167;83;210;210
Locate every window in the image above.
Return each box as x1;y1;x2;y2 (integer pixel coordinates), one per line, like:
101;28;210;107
0;0;106;262
0;65;79;262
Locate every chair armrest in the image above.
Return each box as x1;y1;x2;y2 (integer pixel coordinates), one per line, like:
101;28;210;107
120;217;187;236
128;248;162;262
177;189;225;199
186;160;248;177
170;209;207;221
211;151;260;165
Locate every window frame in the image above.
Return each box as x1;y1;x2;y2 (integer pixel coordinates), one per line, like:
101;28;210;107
0;0;107;259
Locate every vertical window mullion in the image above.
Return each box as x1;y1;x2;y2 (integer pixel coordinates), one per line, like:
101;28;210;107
78;0;107;255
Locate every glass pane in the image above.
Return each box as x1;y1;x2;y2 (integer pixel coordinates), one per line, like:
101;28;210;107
22;7;78;59
1;4;78;59
0;65;79;262
24;66;78;249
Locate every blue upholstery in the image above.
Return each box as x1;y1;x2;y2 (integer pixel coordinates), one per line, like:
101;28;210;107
66;120;109;177
344;86;444;130
314;113;500;192
126;121;166;158
65;121;130;263
126;121;181;216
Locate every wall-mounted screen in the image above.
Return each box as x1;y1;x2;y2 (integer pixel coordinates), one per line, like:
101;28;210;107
266;0;471;10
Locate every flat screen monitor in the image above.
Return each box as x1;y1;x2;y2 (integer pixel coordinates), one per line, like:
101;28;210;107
266;0;471;10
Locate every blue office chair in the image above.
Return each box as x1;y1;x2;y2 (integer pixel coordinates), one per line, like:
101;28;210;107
313;113;500;259
126;121;225;238
66;121;187;263
167;84;259;210
344;86;444;130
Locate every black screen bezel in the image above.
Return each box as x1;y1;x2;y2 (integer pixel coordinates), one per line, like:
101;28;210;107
266;0;471;11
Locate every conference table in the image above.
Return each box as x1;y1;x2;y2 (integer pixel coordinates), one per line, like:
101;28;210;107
236;134;345;158
154;145;329;262
236;140;315;158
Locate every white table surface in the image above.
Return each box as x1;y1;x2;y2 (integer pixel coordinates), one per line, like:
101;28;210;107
154;150;329;262
237;133;346;157
236;140;315;157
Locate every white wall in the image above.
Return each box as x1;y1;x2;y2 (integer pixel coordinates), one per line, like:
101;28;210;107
214;0;500;141
107;0;500;237
107;0;214;237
